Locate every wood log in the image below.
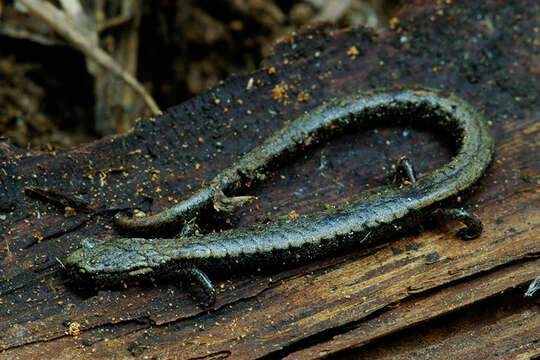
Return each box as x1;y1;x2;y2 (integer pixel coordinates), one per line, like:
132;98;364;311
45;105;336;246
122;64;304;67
0;0;538;358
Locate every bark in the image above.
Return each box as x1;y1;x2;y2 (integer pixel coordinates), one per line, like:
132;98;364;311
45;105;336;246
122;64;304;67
0;0;538;358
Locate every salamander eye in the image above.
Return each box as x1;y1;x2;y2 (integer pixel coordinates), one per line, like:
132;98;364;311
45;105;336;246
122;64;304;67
81;238;101;249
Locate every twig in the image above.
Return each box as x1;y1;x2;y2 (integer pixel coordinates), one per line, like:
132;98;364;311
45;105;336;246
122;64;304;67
97;14;134;33
24;186;95;213
0;23;66;45
19;0;161;116
91;0;144;135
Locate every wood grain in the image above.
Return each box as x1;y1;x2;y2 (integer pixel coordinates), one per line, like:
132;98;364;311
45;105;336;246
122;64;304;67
0;0;538;358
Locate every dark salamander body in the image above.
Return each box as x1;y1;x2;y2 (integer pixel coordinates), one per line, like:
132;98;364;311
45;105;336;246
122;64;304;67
65;89;494;305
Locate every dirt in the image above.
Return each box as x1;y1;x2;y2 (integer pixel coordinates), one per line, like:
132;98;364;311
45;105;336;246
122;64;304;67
0;0;397;149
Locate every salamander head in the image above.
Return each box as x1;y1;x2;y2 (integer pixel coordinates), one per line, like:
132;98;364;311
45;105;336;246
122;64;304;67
64;237;156;286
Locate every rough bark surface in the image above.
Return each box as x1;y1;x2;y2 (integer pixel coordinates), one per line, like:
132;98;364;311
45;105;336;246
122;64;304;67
0;0;538;359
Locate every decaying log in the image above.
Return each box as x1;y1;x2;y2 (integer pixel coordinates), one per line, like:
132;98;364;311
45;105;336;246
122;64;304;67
0;0;538;359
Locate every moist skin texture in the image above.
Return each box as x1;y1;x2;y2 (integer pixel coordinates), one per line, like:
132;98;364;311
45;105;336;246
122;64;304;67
64;88;494;304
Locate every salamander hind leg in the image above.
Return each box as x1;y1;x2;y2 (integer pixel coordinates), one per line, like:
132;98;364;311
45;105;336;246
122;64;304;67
184;268;216;308
394;156;417;185
437;208;483;240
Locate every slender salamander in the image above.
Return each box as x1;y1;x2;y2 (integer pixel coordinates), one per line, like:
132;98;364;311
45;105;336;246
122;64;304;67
65;88;494;306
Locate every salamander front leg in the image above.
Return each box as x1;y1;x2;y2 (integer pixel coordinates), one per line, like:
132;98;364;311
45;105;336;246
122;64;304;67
184;268;216;307
212;189;256;212
437;208;483;240
177;218;201;238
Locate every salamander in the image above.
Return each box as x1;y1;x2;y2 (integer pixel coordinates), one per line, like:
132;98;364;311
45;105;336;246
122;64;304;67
65;88;494;306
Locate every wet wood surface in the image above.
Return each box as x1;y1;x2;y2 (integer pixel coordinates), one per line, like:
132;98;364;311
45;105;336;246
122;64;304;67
1;0;538;359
